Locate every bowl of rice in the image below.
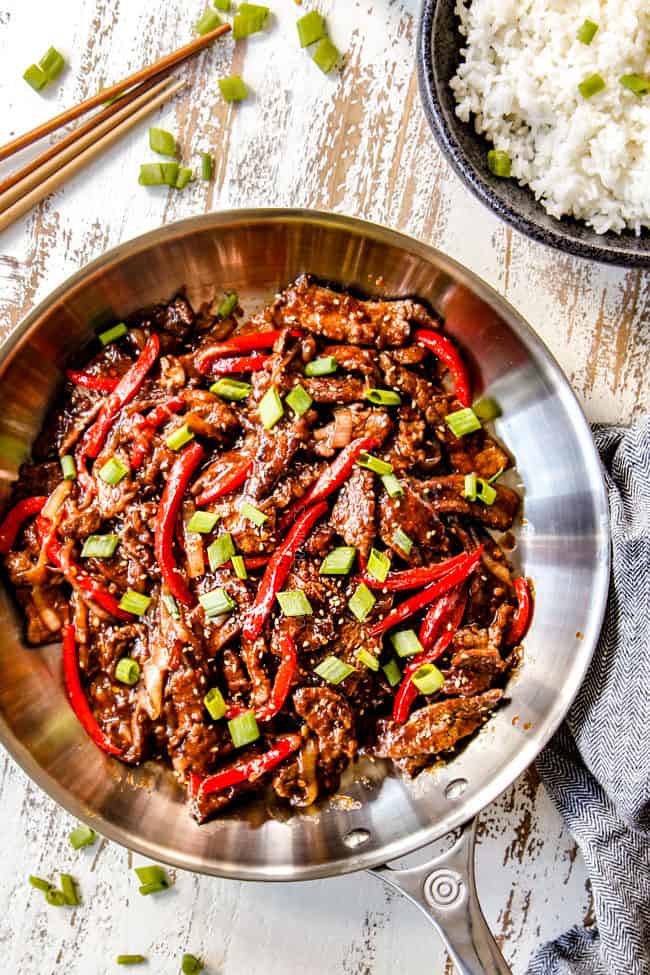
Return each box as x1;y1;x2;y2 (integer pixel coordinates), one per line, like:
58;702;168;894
418;0;650;266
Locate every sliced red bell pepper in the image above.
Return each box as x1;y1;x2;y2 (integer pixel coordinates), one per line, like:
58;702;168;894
506;577;532;645
392;586;468;723
197;353;273;376
65;370;120;392
243;501;328;641
195;733;302;798
197;328;301;362
227;629;297;722
154;441;206;607
0;496;48;553
40;520;133;621
414;329;471;408
195;458;252;506
359;550;475;592
62;623;122;756
130;395;185;468
280;436;380;529
75;334;160;489
368;546;482;637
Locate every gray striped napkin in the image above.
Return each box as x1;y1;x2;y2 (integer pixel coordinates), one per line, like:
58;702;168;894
527;417;650;975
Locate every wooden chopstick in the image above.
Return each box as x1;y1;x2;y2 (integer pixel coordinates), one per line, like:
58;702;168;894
0;22;230;163
0;76;174;211
0;79;186;233
0;73;172;198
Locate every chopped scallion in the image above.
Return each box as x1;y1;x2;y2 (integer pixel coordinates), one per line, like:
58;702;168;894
228;710;260;747
620;74;650;95
39;47;66;82
162;592;181;620
139;882;168;895
487;150;512;178
207;533;235;570
214;0;231;10
381;472;404;498
233;4;269;38
98;456;129;485
365;388;401;406
210;377;252;401
382;658;401;687
69;824;97;850
60;874;79;906
194;8;222;35
166;425;195;451
99;322;127;345
240;501;267;526
314;655;355;685
60;454;76;480
313;36;340;73
477;478;497;506
135;865;169;888
297;11;326;47
204;687;226;720
259;386;284;429
45;888;66;907
218;76;249;102
411;663;445;695
199;587;236;618
29;875;52;893
463;472;478;501
117;957;147;966
579;73;605;98
276;589;313;617
149;127;176;157
81;534;119;558
286;383;313;416
231;555;248;580
445;407;482;438
160;161;179;186
23;64;49;91
319;546;356;575
356;452;393;476
175;166;194;190
115;657;141;686
187;510;219;534
473;397;502;421
348;582;376;622
182;954;203;975
392;527;413;556
138;163;165;186
367;547;390;583
218;291;238;318
390;629;424;658
357;648;379;672
201;152;213;180
305;355;337;377
118;590;152;616
577;19;598;45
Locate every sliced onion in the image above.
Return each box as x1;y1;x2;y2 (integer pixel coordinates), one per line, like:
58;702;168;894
42;480;72;520
183;503;205;579
295;736;319;807
32;586;61;632
331;409;353;448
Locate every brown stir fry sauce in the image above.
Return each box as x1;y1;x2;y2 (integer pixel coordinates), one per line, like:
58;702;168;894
0;275;529;823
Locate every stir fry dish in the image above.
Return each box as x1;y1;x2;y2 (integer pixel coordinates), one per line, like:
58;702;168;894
0;275;531;822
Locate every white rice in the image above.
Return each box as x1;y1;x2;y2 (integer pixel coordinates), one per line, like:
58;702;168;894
450;0;650;234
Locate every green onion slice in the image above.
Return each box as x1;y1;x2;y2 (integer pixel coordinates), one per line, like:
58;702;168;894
160;161;180;186
487;150;512;178
214;0;231;10
348;582;376;622
276;589;313;617
45;888;67;907
319;546;356;575
577;19;598;44
166;425;195;451
115;657;141;686
211;377;252;401
60;454;76;480
231;555;248;580
233;4;269;38
620;74;650;95
135;865;169;887
98;456;129;485
218;292;238;318
367;547;390;583
204;687;226;720
297;11;326;47
477;478;497;506
175;166;194;190
187;510;219;533
201;152;213;181
139;882;168;896
305;356;337;377
99;322;127;345
138;163;165;186
69;824;97;849
579;73;606;98
23;64;49;91
162;591;181;619
365;388;401;406
207;533;235;571
182;954;204;975
118;590;152;616
218;76;249;102
194;8;222;35
313;36;340;73
357;648;379;671
314;655;355;685
117;957;147;966
149;127;176;156
228;710;260;747
259;386;284;429
473;397;502;421
29;875;52;893
60;873;79;906
392;527;413;556
463;472;477;501
382;658;401;687
411;663;445;695
199;587;236;618
40;47;66;82
81;534;119;558
381;472;404;498
445;407;482;438
240;501;267;526
286;383;313;416
390;629;424;658
356;452;393;476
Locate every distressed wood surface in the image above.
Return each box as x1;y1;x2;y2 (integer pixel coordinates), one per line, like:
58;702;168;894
0;1;646;972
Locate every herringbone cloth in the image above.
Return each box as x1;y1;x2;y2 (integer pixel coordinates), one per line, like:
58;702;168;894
527;417;650;975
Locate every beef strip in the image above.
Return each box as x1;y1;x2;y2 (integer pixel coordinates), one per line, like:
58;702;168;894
378;480;448;564
330;466;376;558
293;686;358;793
421;475;520;530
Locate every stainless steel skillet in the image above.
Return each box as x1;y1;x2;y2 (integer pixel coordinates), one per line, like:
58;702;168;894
0;211;610;974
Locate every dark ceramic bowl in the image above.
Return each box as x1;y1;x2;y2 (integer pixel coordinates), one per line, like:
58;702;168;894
417;0;650;267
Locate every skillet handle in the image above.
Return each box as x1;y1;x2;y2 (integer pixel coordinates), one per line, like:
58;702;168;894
369;818;511;975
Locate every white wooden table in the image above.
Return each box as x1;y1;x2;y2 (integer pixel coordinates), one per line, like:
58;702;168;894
0;1;647;972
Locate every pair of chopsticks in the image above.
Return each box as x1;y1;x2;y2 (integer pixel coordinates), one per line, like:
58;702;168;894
0;22;231;233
